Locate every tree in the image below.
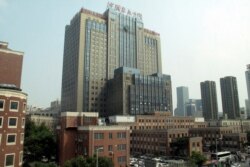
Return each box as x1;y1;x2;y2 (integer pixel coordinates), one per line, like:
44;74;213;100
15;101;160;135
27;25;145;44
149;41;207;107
170;137;189;157
24;119;57;163
190;151;207;167
63;156;113;167
34;162;57;167
246;131;250;145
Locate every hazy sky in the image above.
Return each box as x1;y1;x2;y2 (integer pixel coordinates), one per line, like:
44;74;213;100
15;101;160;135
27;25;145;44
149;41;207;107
0;0;249;112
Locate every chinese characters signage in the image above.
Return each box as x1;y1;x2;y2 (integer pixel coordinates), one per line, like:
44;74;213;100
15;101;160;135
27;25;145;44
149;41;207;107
107;2;142;20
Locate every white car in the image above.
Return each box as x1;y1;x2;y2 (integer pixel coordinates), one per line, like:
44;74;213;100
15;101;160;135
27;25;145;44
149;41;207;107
231;163;240;167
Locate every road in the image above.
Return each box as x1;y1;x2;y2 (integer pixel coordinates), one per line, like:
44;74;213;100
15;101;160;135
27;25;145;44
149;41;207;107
239;158;250;167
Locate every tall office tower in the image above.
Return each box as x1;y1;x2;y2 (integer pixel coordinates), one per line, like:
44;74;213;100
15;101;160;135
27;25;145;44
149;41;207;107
200;81;218;120
61;4;162;116
107;67;172;116
246;65;250;113
246;99;250;118
0;42;27;167
220;76;240;119
175;86;189;116
185;99;203;117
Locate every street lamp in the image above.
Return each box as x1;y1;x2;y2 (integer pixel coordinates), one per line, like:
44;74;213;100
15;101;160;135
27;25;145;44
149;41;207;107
96;147;104;167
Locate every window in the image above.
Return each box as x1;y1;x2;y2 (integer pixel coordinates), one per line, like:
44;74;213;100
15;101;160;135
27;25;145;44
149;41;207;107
7;134;16;145
19;151;23;165
109;133;112;139
0;99;4;111
8;117;17;128
0;117;3;128
117;132;126;139
20;133;24;144
5;154;15;167
117;144;126;151
108;145;113;151
10;101;19;111
118;156;126;163
94;133;104;140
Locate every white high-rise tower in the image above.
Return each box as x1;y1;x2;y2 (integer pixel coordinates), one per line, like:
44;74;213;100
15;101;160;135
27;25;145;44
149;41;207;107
245;64;250;117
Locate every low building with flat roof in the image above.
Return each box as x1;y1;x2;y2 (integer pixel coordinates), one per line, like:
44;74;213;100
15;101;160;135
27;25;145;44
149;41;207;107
189;127;247;152
57;112;130;167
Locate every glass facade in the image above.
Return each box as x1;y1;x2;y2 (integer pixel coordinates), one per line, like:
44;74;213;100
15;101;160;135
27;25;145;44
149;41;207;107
61;8;164;116
130;74;171;115
108;67;172;116
83;19;107;112
118;14;136;68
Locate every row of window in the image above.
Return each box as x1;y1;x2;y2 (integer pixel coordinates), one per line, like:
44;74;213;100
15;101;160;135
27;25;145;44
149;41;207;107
0;117;25;128
0;133;24;146
138;119;195;123
0;99;26;112
4;152;23;167
94;132;127;140
94;144;127;152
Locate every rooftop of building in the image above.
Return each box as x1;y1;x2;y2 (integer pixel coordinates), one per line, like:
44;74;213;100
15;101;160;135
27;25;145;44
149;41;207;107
77;6;160;36
0;85;27;97
77;125;130;131
61;111;99;117
0;41;8;49
114;66;140;75
189;126;232;131
114;67;171;79
80;8;106;19
132;128;189;133
0;41;24;55
0;83;21;91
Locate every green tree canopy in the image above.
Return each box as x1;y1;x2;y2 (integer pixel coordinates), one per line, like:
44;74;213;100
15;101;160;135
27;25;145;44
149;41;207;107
24;119;57;163
63;156;113;167
170;137;189;157
246;131;250;145
190;151;207;167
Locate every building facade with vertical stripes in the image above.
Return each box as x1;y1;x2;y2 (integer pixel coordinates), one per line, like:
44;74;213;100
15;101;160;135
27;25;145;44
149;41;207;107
245;65;250;118
200;81;218;121
220;76;240;119
61;5;165;116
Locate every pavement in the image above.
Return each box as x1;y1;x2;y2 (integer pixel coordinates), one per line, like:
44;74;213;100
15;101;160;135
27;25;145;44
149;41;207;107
239;153;250;167
239;160;249;167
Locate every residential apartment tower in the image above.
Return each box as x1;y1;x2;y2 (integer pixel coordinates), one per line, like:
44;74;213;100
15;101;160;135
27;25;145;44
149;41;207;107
175;86;189;116
246;65;250;117
200;81;218;120
220;76;240;119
